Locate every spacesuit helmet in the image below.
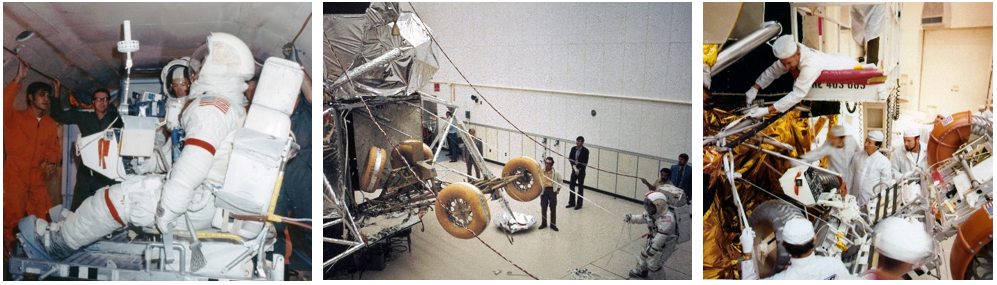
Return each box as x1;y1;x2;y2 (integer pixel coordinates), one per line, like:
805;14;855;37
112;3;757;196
188;32;255;82
160;57;191;98
643;192;669;219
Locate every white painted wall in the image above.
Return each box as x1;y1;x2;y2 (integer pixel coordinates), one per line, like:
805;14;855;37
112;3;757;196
411;2;691;161
898;2;993;121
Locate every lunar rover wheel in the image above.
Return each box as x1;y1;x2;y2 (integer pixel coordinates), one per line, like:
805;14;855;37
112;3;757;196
390;139;433;168
501;156;543;202
435;182;491;239
747;200;805;279
360;147;388;193
965;242;993;280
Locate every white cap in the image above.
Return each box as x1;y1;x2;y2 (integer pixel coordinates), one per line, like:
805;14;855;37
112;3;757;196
772;35;798;59
874;217;932;264
903;126;921;138
868;130;884;142
830;125;846;137
782;218;815;245
938;109;951;119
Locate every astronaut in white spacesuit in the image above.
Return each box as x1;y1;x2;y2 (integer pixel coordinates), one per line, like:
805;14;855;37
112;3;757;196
20;32;253;260
623;191;677;279
744;35;860;119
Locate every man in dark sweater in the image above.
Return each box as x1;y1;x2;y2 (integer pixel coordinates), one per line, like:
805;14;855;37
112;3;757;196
565;136;589;210
50;86;123;211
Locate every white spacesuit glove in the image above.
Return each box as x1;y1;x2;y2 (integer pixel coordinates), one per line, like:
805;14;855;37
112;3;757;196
745;87;758;104
624;214;633;223
740;227;755;254
155;204;181;233
746;106;769;120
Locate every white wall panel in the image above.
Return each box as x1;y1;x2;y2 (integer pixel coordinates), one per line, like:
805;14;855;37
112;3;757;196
411;1;689;176
617;153;639;198
596;148;617;192
497;129;510;162
485;127;498;161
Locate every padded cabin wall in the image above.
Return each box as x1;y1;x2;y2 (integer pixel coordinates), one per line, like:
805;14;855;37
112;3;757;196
412;2;690;162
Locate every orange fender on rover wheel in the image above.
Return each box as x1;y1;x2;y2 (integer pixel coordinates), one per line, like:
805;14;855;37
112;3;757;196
435;182;490;239
927;111;990;170
949;206;994;280
501;156;543;202
390;139;433;168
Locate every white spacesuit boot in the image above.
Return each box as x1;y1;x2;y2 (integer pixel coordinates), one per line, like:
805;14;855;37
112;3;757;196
623;191;677;279
20;175;166;260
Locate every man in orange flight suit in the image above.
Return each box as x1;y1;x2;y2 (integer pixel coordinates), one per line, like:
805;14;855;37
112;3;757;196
3;61;61;259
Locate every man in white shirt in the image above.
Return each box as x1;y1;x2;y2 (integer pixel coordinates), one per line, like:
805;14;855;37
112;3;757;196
848;131;894;210
795;125;860;179
744;35;860;119
891;126;928;204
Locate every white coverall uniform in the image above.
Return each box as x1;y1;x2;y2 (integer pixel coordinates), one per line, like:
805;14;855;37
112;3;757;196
753;45;860;113
795;136;861;177
742;254;855;280
42;33;251;257
890;143;927;203
848;150;894;209
624;192;677;278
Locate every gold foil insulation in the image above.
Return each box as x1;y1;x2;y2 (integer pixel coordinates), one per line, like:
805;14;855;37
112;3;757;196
704;44;721;67
702;108;831;279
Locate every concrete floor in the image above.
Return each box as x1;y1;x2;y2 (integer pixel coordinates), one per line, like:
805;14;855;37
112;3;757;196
353;157;692;280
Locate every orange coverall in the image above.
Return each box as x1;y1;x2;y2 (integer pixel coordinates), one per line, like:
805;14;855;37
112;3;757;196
3;81;61;256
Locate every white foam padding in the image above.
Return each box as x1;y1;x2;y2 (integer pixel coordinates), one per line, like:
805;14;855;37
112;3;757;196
217;128;288;215
78;130;126;181
252;57;304;115
244;105;292;139
119;115;158;157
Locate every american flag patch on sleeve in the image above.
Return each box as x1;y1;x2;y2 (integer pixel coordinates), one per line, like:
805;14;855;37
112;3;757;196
199;96;230;114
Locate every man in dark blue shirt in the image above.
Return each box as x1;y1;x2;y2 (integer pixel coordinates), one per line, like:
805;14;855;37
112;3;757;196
274;74;312;265
670;153;692;205
50;85;123;211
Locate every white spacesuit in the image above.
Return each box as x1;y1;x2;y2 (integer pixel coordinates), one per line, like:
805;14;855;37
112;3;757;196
741;218;855;280
21;32;253;259
623;191;677;279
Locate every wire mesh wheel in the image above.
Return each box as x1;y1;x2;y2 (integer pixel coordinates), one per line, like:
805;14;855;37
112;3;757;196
964;242;993;280
435;182;490;239
500;156;543;202
747;200;805;279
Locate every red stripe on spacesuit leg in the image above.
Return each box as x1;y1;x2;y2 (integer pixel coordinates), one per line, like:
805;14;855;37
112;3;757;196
185;138;216;155
105;190;125;226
